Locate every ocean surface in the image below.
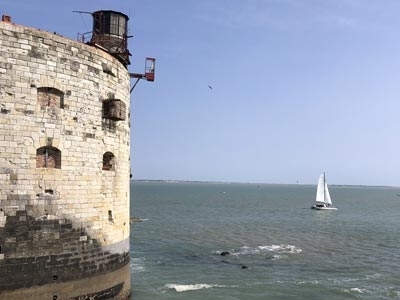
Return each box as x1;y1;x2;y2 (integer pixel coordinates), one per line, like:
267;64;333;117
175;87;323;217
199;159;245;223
129;181;400;300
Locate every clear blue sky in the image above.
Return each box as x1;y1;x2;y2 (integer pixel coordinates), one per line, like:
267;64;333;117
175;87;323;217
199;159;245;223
3;0;400;186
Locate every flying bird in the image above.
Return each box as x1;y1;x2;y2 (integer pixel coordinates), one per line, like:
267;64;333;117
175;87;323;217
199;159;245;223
208;85;213;90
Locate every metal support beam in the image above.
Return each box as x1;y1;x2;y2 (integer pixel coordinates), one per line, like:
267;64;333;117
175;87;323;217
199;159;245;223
130;77;141;94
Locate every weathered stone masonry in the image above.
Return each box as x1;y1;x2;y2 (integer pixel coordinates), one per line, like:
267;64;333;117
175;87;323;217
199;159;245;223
0;18;131;300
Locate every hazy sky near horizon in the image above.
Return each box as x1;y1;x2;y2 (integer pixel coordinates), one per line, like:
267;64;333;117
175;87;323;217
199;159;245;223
3;0;400;186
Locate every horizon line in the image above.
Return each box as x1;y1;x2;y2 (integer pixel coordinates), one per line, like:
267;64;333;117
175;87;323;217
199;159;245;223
130;179;398;189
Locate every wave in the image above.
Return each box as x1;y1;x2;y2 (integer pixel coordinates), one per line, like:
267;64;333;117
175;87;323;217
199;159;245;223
130;257;145;273
350;288;367;293
342;287;369;295
165;283;226;292
216;244;302;258
130;217;148;223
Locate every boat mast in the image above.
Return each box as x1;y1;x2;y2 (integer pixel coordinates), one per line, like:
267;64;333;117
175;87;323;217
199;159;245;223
323;172;326;204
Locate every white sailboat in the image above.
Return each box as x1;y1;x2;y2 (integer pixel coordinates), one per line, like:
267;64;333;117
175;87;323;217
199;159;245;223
311;172;337;210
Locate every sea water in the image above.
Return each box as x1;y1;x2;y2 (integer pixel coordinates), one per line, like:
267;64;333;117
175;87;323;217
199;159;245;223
129;181;400;300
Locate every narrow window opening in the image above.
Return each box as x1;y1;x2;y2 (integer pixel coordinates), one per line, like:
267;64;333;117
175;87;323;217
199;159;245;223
36;146;61;169
108;210;114;224
102;152;115;171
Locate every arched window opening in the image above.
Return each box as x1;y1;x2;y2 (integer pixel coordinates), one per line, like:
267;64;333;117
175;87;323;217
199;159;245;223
37;87;64;111
36;147;61;169
103;152;115;171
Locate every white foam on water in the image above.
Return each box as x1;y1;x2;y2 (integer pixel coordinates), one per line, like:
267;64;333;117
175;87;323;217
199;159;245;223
296;280;321;285
272;254;284;260
165;283;226;292
130;257;146;273
228;244;302;256
350;288;367;293
342;287;369;295
259;244;302;254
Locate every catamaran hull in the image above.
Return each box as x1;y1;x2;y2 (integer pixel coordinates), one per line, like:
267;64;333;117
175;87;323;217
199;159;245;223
311;206;337;210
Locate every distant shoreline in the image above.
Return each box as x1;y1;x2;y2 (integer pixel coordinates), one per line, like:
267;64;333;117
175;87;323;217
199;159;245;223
131;179;397;189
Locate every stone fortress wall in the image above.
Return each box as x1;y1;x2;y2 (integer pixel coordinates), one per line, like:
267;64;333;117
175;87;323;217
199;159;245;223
0;15;131;300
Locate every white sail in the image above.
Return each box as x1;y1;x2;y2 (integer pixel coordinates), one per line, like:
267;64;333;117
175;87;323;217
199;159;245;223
315;173;326;203
324;181;332;205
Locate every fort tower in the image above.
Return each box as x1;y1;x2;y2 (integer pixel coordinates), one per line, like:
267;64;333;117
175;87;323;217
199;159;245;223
0;11;132;300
